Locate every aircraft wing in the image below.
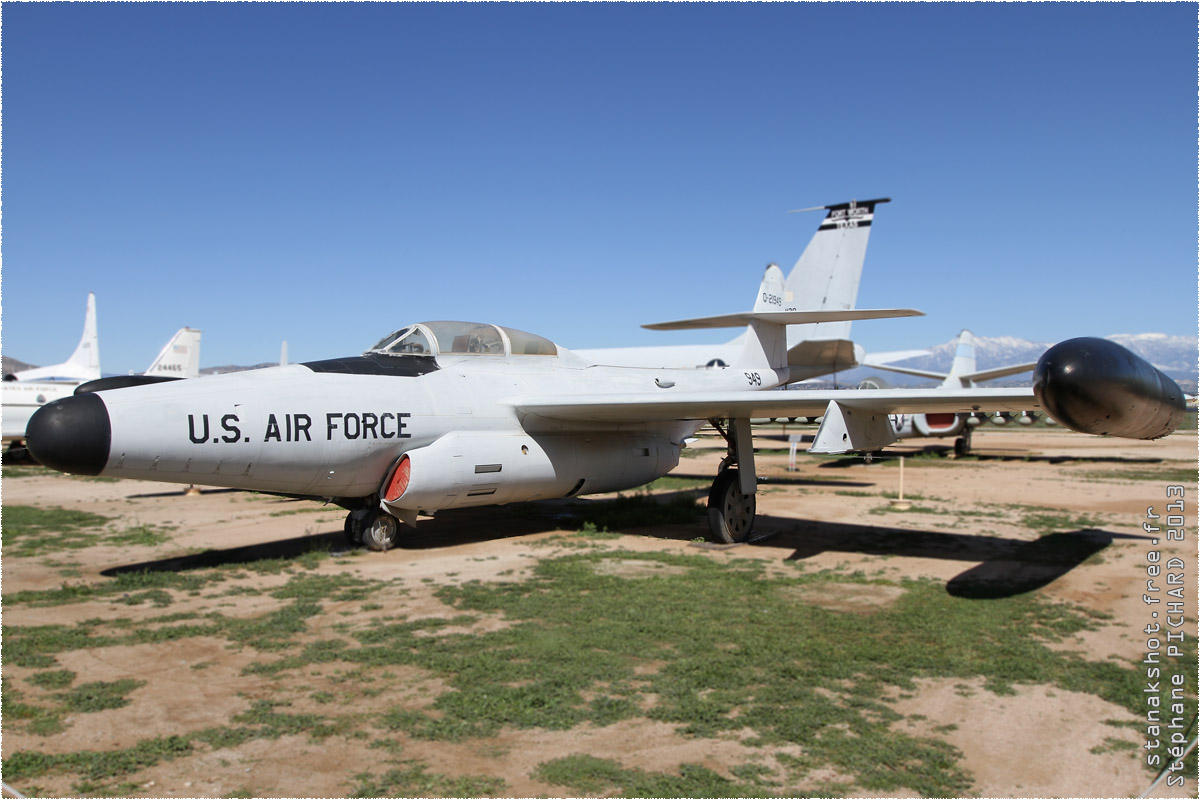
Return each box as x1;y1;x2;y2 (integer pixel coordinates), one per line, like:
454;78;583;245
512;386;1035;429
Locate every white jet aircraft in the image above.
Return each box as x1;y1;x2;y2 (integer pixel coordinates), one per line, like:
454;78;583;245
859;330;1039;455
4;302;201;453
27;302;1185;548
2;292;102;448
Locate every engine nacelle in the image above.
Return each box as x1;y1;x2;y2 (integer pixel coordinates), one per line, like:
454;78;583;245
858;376;890;391
912;412;964;438
379;431;680;515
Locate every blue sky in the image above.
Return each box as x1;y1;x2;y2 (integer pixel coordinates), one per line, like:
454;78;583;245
4;2;1196;374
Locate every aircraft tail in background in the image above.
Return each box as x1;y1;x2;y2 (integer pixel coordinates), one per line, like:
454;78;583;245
11;293;101;382
783;198;889;378
145;328;202;378
860;330;1038;389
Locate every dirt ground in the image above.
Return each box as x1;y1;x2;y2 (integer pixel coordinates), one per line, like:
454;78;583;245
2;427;1196;798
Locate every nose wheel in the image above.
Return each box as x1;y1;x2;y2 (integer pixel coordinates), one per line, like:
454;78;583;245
707;468;756;543
345;507;400;551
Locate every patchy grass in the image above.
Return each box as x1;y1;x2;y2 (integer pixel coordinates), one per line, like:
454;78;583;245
1;505;174;556
1020;509;1108;534
535;754;769;797
1078;466;1198;484
2;506;113;555
2;506;1193;795
352;759;507;797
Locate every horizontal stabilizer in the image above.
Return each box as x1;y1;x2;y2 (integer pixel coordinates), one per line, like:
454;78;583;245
859;363;948;381
864;348;931;365
860;360;1039;384
644;308;923;331
962;362;1038;383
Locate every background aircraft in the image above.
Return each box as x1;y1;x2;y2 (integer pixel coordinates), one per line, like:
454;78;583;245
2;293;101;452
4;298;202;456
577;199;924;378
27;303;1185;548
858;329;1038;455
75;328;203;394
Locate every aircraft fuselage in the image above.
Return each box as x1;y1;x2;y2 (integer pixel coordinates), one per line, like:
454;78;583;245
31;352;780;504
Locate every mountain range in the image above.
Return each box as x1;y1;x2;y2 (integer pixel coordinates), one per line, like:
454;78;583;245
845;332;1198;392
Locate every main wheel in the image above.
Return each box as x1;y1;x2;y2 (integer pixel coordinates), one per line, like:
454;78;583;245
707;468;756;544
360;511;400;552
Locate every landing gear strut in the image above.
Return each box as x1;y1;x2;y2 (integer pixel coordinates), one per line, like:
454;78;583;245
953;428;973;457
345;506;400;551
706;418;757;543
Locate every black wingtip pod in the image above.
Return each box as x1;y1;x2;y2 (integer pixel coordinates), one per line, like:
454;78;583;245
26;393;112;475
1033;337;1186;440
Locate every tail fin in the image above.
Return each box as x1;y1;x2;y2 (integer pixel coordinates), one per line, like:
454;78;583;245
861;329;1037;388
13;292;101;382
145;328;202;378
942;329;977;389
751;263;787;312
784;198;889;349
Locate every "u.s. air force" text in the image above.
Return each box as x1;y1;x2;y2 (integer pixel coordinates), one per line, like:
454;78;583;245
187;412;412;444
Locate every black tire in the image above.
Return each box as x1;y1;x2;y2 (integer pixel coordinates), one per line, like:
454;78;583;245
706;468;756;544
344;508;368;546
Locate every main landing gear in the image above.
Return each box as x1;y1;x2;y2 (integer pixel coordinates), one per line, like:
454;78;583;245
706;418;758;544
345;506;401;551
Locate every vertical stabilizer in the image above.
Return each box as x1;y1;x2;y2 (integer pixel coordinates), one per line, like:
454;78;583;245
943;330;977;389
14;293;101;382
145;328;202;378
735;265;789;371
784;198;889;350
751;264;787;312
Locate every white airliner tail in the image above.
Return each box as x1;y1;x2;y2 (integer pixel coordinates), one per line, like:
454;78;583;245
942;329;978;389
145;328;202;378
861;329;1037;389
13;292;101;382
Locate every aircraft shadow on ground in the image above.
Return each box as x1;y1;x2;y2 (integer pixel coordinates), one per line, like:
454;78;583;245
102;490;1145;600
737;516;1150;599
668;471;875;489
811;445;1165;467
126;487;243;500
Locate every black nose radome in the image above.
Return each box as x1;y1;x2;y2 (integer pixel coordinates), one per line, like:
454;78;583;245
1033;337;1185;440
26;393;112;475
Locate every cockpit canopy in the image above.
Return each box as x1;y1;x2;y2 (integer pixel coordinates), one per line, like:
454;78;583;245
367;321;558;358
